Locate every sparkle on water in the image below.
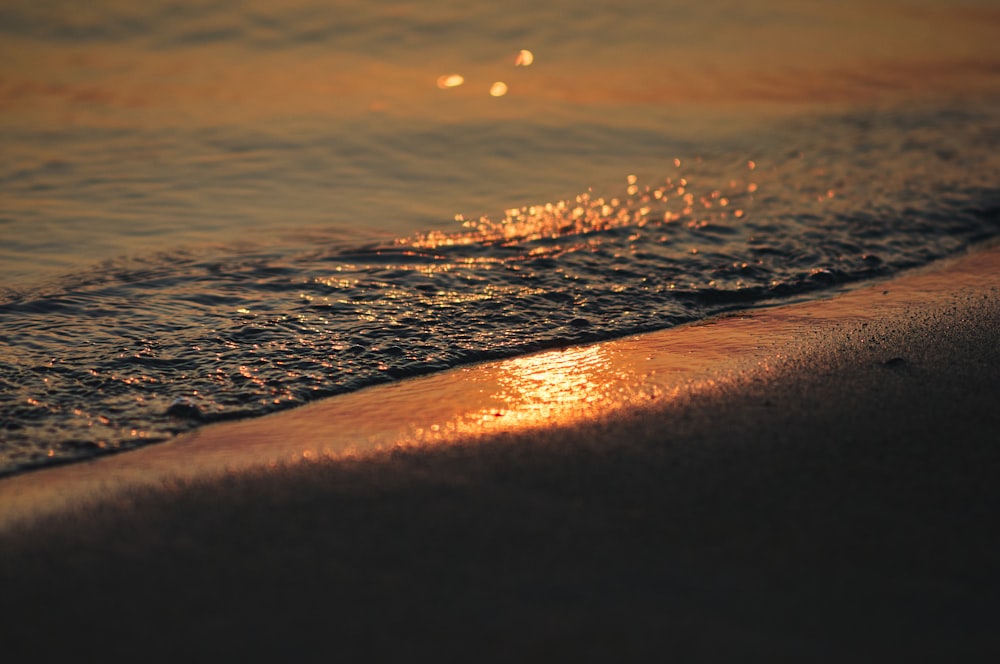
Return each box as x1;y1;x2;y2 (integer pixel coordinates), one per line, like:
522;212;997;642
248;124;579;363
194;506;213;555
1;106;998;474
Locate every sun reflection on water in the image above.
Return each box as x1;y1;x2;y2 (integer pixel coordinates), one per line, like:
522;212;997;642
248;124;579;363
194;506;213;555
490;345;624;425
402;168;759;253
414;343;649;441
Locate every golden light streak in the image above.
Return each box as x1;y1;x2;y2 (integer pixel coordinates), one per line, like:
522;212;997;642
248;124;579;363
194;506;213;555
514;49;534;66
417;343;650;441
489;81;508;97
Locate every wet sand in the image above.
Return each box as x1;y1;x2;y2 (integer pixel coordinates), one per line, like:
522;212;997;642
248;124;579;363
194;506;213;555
1;245;998;661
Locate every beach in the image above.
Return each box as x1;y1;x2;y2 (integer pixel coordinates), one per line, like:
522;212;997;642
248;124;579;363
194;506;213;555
2;244;997;660
2;2;999;659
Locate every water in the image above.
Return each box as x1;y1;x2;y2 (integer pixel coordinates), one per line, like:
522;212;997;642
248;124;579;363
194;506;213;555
2;0;999;474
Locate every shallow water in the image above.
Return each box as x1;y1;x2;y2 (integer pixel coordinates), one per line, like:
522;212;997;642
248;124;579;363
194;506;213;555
2;0;999;473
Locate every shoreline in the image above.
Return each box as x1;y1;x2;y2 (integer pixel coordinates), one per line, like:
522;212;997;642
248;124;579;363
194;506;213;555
2;244;997;529
1;244;998;659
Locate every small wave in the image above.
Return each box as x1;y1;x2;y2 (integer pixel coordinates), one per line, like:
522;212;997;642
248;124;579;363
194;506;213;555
1;108;999;474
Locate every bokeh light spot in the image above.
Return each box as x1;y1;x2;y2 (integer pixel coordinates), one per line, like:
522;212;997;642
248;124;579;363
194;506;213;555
436;74;465;89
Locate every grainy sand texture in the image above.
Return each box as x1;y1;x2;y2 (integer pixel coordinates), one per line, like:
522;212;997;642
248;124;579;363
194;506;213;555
1;245;998;661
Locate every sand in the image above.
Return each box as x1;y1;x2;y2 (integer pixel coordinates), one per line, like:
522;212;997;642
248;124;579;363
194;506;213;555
1;244;998;661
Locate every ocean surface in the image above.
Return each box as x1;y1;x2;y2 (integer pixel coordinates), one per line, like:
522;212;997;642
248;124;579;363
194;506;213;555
2;0;999;474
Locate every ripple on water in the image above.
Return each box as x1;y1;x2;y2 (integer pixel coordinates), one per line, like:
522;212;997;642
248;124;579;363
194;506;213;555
1;109;999;473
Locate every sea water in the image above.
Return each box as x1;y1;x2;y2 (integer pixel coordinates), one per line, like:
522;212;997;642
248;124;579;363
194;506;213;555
1;0;998;473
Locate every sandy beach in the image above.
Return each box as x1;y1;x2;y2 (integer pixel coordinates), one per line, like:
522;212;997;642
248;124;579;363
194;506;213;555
1;244;998;661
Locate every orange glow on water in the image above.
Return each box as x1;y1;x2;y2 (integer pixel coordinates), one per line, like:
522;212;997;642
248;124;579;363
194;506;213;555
454;345;627;434
401;170;760;253
2;1;998;133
